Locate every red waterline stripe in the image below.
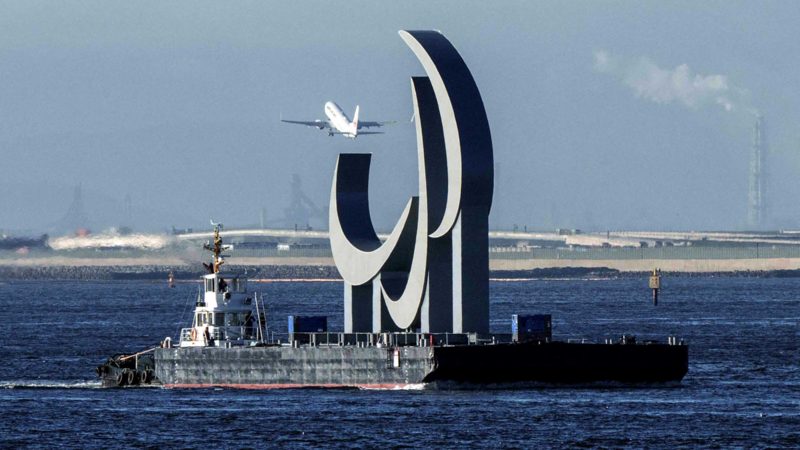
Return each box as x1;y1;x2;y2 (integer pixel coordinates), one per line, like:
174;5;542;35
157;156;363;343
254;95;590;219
163;383;412;390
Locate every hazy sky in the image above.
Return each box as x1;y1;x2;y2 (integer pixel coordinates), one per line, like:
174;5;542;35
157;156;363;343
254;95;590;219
2;1;800;234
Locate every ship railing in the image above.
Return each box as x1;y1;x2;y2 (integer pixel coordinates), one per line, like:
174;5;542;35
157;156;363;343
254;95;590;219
179;328;193;343
283;332;515;348
208;326;259;342
179;326;260;345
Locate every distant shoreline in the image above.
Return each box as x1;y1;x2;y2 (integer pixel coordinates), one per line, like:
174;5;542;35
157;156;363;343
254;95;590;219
3;263;800;281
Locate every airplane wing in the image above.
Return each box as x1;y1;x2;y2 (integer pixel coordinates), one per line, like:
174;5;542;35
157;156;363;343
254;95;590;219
281;118;331;130
357;120;396;129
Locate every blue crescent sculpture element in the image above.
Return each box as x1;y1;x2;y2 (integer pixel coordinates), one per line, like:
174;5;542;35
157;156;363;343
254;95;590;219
399;30;494;236
328;155;419;286
330;30;493;333
377;77;432;328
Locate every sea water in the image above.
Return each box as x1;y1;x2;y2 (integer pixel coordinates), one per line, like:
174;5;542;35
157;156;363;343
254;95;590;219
0;277;798;447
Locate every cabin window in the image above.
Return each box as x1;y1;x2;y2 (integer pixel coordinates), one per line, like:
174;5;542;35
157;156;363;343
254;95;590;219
226;313;247;326
205;279;215;292
231;278;247;292
196;312;209;326
213;313;224;326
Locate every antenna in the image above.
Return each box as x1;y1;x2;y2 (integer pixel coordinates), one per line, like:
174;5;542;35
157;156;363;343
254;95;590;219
747;115;767;229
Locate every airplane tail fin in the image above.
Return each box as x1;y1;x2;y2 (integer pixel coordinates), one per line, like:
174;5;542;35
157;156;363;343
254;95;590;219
352;105;360;134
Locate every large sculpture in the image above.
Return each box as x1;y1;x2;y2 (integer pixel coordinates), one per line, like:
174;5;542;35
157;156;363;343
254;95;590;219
329;30;493;334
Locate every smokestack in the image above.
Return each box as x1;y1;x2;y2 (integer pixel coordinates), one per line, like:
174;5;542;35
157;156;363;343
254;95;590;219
747;115;766;229
57;183;89;232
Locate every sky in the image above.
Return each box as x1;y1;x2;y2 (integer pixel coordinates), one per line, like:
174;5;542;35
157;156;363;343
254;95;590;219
2;1;800;234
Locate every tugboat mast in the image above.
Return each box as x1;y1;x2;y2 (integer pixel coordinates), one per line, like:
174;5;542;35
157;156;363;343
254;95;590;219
203;222;225;273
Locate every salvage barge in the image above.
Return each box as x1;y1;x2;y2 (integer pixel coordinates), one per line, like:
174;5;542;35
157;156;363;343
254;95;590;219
97;226;688;388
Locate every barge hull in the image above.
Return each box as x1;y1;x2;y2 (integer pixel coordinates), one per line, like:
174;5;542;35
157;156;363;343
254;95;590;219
153;341;687;388
155;346;433;388
428;342;688;384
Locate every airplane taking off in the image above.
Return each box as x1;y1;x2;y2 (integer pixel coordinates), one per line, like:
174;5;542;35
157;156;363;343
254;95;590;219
281;101;394;139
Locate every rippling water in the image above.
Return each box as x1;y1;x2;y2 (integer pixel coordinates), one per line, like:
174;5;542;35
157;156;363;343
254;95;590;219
1;277;798;447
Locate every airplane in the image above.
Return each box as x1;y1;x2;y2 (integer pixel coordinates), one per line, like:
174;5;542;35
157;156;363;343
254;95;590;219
281;101;394;139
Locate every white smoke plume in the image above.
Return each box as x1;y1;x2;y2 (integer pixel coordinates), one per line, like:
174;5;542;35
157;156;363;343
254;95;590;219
594;50;742;113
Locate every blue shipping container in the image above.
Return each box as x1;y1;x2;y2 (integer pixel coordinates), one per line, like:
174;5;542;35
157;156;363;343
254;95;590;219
288;315;328;333
512;314;552;342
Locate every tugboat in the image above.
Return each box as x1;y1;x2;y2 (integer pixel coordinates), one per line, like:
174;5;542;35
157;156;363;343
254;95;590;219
97;222;266;387
97;222;688;389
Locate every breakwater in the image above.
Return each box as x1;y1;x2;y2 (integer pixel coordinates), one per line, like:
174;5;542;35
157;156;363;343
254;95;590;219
0;265;342;281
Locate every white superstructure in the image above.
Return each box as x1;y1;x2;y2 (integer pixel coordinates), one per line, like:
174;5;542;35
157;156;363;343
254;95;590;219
178;223;265;348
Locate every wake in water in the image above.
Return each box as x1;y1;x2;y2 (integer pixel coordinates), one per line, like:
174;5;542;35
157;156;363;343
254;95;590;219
0;380;103;389
359;383;427;391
